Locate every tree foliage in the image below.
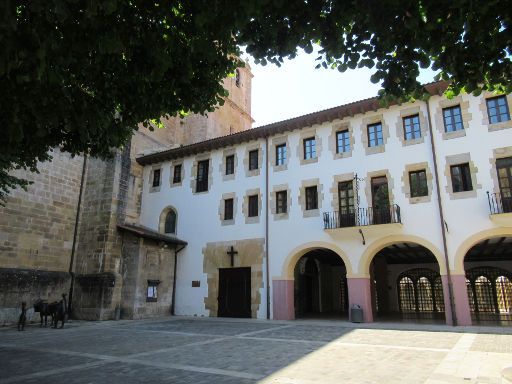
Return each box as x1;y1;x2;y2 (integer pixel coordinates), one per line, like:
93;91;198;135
1;0;511;199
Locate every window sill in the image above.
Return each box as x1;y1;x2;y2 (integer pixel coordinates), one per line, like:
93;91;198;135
442;130;465;140
488;121;512;132
149;186;161;193
449;190;477;200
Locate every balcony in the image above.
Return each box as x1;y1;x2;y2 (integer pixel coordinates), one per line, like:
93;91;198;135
323;204;401;230
487;192;512;225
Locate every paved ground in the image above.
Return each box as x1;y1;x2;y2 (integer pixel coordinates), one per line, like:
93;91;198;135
1;317;512;384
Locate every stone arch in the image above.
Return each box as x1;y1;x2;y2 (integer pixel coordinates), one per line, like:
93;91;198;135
453;228;512;274
358;234;447;275
280;241;354;280
158;206;178;235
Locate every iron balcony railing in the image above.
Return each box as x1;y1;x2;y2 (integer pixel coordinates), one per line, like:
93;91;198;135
487;191;512;215
323;204;401;229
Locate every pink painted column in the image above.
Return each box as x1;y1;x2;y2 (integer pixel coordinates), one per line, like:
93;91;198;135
450;274;472;326
347;277;373;322
272;279;295;320
441;275;454;325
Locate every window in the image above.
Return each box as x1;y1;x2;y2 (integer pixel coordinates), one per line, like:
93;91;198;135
367;123;383;147
486;96;510;124
225;155;235;175
305;186;318;210
196;160;209;192
409;170;428;197
224;198;234;220
147;280;159;302
450;163;473;192
248;195;258;217
172;164;182;184
235;69;241;87
336;130;350;153
152;169;161;187
164;210;176;234
276;144;286;166
403;114;421;140
303;137;316;159
249;150;258;170
276;191;287;214
443;106;463;132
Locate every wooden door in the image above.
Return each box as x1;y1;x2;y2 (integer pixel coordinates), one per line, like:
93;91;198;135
218;267;251;318
497;157;512;213
338;181;355;226
371;176;391;224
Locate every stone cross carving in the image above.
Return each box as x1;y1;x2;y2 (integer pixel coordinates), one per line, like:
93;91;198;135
227;246;238;267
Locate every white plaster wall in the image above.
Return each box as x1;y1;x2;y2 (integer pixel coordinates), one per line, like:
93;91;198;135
140;139;267;317
139;92;512;319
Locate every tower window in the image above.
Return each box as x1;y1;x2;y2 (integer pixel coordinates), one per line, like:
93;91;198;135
235;69;241;87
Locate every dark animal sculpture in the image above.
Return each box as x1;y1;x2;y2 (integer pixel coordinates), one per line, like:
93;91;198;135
51;294;67;329
33;299;52;327
17;302;27;331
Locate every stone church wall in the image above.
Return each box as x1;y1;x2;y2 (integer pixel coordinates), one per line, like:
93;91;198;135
0;149;84;324
120;233;176;319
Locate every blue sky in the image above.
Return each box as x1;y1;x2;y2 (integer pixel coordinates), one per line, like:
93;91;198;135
247;49;437;127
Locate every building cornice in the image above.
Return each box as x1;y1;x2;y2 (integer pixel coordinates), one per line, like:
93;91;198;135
136;81;449;166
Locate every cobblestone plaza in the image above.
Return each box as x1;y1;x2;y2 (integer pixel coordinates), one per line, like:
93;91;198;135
1;317;512;384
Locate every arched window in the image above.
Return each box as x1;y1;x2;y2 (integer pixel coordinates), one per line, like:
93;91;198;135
398;277;415;312
496;276;512;313
164;210;176;234
474;276;495;312
397;268;444;314
434;277;445;312
417;277;433;311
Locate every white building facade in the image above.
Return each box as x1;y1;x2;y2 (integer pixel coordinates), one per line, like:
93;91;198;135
137;81;512;326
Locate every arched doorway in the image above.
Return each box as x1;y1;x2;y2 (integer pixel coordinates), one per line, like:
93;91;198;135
370;242;446;323
294;249;347;319
464;236;512;325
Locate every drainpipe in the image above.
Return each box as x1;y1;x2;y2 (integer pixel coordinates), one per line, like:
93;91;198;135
425;99;457;326
68;154;88;317
265;136;271;320
171;244;186;315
